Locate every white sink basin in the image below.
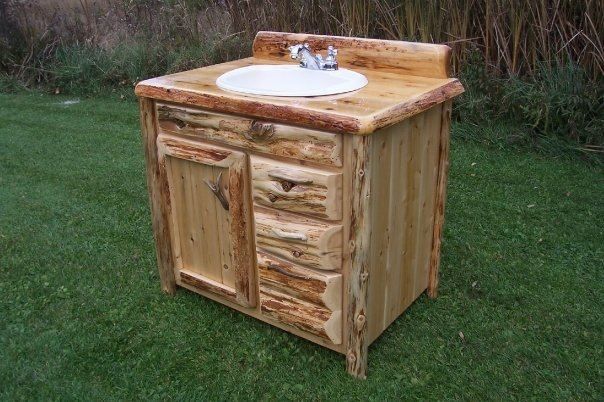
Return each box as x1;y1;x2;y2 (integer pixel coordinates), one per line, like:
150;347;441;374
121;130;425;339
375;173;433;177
216;65;368;97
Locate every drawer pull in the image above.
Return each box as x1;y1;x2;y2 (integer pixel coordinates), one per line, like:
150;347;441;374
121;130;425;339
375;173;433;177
271;228;308;242
267;263;310;280
268;169;314;185
244;121;275;142
203;171;229;211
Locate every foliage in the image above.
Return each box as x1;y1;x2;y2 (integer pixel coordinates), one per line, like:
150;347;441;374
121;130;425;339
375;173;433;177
455;59;604;155
46;38;244;96
502;64;604;149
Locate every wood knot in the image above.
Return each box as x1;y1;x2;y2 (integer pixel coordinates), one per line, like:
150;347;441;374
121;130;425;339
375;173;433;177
355;314;366;330
361;272;369;282
358;169;365;177
246;121;275;142
267;193;278;203
292;250;303;258
346;352;357;363
280;180;295;192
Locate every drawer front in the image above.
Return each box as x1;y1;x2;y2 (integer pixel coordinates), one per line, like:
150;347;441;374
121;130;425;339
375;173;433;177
156;103;342;166
257;251;342;310
258;252;342;345
250;156;343;220
260;288;342;345
255;209;342;271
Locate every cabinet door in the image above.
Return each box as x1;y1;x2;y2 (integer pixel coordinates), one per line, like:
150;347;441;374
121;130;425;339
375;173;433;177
157;134;256;307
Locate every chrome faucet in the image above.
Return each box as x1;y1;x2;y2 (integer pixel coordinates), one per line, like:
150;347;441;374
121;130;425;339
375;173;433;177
289;43;339;71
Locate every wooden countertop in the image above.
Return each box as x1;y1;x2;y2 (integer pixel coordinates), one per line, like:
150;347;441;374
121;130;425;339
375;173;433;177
135;32;464;135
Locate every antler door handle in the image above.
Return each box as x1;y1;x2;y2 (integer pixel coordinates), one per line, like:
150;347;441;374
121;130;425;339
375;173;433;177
204;171;229;211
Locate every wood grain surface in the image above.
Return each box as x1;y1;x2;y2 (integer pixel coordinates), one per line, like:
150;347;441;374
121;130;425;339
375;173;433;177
260;287;342;344
253;31;453;78
156;103;343;166
136;31;464;135
345;135;372;379
257;251;342;310
250;156;342;220
158;134;257;307
139;97;176;294
254;208;343;271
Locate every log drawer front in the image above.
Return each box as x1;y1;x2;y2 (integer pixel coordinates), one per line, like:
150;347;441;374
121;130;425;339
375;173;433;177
254;208;342;271
252;181;344;345
157;134;256;308
156;103;343;167
257;251;343;345
250;156;343;220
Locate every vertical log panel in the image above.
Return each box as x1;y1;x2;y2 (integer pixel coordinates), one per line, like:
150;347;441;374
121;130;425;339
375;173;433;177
165;157;187;271
230;156;257;307
190;162;223;282
401;112;425;311
215;166;235;288
415;104;443;295
346;135;372;379
140;97;176;294
427;100;453;298
366;129;393;340
383;120;411;327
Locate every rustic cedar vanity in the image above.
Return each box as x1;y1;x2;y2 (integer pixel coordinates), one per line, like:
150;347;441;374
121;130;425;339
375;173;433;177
135;31;464;378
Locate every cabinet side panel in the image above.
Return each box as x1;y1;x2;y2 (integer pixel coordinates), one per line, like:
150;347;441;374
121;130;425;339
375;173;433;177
367;104;444;343
415;105;444;295
139;97;176;293
366;125;396;341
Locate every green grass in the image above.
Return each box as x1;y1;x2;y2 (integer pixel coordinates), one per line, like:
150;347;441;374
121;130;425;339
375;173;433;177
0;93;602;400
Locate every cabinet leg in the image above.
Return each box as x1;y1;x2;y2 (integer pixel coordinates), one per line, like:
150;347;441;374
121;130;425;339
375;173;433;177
346;345;368;379
140;97;176;294
346;135;371;379
427;100;452;299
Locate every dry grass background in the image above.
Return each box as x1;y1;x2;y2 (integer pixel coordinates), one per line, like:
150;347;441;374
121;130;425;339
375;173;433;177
3;0;602;78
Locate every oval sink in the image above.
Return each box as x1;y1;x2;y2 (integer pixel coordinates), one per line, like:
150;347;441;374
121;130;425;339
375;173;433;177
216;65;368;97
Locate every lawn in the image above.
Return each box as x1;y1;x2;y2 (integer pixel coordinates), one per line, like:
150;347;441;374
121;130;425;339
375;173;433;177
0;93;602;400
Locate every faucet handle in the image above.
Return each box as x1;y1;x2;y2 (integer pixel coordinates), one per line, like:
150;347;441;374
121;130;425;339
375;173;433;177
327;45;338;58
288;43;311;59
323;45;339;70
289;44;304;59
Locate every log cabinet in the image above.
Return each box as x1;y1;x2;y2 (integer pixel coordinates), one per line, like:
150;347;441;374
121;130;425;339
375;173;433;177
135;31;464;378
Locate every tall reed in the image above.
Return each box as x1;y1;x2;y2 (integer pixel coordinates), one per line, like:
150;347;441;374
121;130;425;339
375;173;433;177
3;0;603;80
225;0;603;78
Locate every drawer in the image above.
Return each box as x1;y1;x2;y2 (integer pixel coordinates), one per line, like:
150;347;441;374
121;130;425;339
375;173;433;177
250;156;342;220
257;251;342;310
156;103;342;166
258;252;342;344
255;208;342;271
260;288;342;345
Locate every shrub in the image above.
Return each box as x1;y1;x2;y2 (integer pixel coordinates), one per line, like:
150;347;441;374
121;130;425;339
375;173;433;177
502;63;604;148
